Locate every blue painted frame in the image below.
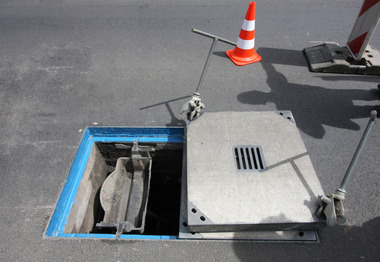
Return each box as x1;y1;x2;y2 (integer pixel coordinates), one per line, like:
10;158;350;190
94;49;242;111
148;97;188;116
45;127;184;240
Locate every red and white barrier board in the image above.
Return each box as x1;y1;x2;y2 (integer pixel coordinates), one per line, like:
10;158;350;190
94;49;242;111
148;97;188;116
347;0;380;59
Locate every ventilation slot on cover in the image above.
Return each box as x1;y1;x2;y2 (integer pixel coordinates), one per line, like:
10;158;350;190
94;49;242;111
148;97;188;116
233;145;266;172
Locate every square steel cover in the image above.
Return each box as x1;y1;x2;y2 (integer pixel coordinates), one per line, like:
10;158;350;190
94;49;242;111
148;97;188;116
185;111;326;233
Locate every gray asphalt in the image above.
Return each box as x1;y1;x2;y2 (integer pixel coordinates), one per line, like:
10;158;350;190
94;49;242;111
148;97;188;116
1;0;379;261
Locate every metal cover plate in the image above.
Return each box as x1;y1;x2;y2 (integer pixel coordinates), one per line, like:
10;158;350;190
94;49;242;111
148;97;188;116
179;148;318;242
179;215;318;242
185;111;326;232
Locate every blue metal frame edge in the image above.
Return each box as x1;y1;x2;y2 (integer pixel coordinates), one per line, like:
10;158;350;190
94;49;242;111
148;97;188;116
46;128;94;236
87;127;184;142
46;127;184;239
55;233;178;240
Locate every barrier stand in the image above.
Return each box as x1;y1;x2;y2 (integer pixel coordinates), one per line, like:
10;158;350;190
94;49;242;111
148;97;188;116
304;0;380;75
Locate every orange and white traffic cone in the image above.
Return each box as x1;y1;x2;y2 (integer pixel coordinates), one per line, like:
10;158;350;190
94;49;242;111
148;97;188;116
226;2;262;66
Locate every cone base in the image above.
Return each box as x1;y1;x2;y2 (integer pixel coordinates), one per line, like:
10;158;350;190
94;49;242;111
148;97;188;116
226;48;262;66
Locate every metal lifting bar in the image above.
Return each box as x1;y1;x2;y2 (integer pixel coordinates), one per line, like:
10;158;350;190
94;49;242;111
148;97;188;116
317;110;377;226
180;29;236;121
336;110;378;198
192;28;237;94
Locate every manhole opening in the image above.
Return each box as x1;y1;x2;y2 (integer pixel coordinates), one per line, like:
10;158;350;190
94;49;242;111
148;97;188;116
65;142;183;236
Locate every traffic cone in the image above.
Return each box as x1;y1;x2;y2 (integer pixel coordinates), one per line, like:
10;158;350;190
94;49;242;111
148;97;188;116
226;2;262;66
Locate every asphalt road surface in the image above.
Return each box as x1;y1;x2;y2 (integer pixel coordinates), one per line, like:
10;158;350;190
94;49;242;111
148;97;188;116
1;0;379;261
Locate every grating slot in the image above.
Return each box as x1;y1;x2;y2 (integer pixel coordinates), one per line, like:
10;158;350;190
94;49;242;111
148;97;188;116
233;146;266;172
256;147;264;170
234;148;241;170
240;148;247;169
250;147;258;169
245;148;252;169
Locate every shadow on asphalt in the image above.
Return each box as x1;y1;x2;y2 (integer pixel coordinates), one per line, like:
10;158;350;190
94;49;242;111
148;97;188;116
232;217;380;261
139;96;189;126
237;47;379;139
314;75;380;83
213;51;229;59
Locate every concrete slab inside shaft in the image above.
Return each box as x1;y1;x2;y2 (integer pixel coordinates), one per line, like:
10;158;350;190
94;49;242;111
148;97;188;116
186;112;326;232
